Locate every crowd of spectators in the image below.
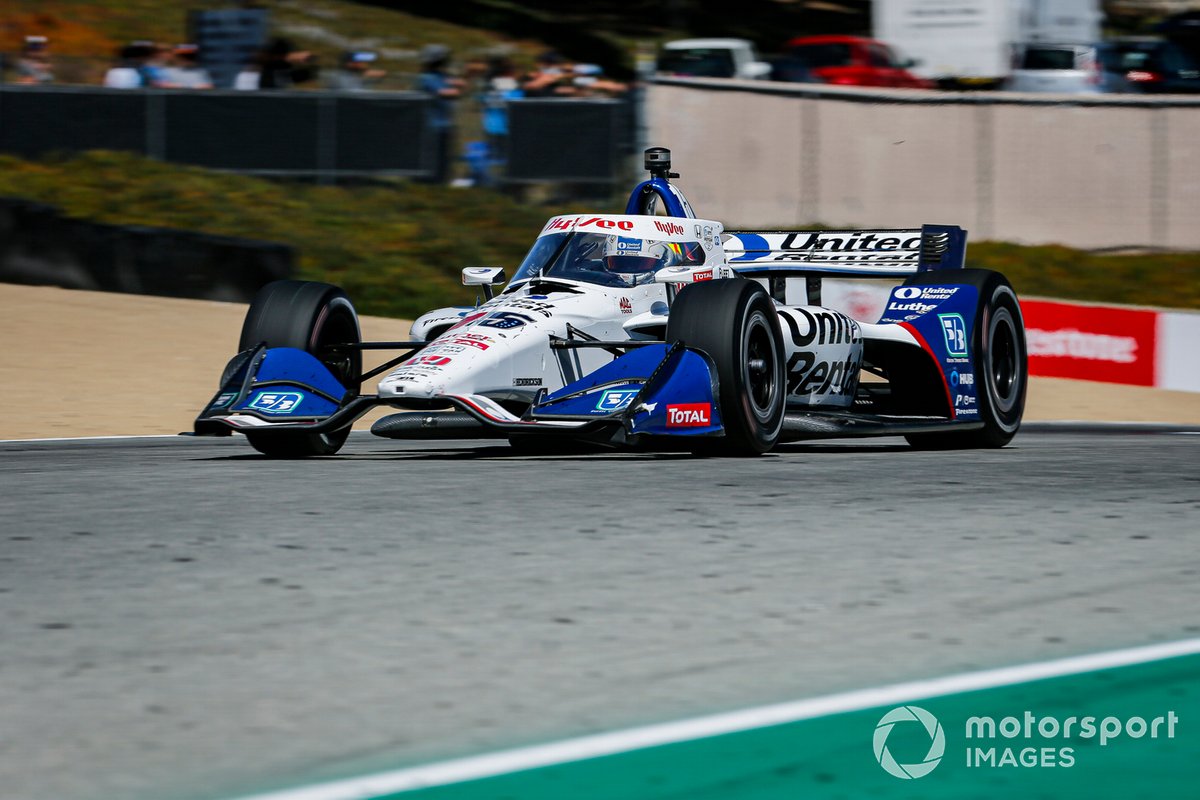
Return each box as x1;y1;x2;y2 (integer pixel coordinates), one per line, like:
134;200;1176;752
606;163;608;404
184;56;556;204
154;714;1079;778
102;42;214;89
4;34;629;185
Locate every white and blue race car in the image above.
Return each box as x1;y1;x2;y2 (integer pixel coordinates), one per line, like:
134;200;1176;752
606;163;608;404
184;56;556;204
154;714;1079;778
194;147;1027;456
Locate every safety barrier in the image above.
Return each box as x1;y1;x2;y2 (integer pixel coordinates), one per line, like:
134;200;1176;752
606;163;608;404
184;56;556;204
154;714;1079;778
0;197;293;302
1023;298;1200;393
0;86;434;178
0;86;629;184
648;78;1200;251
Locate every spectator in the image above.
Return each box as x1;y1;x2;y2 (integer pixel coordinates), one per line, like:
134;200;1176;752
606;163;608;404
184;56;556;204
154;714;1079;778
165;44;213;89
417;43;464;184
14;35;53;85
481;56;523;165
522;50;577;97
326;50;385;91
570;63;629;97
258;38;319;90
135;42;174;88
233;59;261;90
103;44;145;89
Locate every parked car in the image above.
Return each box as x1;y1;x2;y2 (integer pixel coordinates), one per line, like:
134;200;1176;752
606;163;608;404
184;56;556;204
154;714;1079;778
782;35;933;89
1097;38;1200;93
1005;43;1100;93
656;38;772;80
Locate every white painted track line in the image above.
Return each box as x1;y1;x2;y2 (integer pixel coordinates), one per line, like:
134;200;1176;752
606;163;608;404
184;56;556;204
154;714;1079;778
0;434;185;444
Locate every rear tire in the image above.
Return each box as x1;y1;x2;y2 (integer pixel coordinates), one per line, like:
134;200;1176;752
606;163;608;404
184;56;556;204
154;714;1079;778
902;269;1027;449
239;280;362;457
666;279;786;455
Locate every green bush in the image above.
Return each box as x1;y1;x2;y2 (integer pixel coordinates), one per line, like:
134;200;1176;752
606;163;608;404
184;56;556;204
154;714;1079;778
0;151;559;318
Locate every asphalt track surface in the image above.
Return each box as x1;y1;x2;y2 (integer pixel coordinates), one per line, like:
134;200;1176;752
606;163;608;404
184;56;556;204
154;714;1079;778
2;428;1198;800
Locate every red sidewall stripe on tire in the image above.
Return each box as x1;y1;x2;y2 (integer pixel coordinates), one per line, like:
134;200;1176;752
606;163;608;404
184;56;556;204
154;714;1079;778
899;321;955;420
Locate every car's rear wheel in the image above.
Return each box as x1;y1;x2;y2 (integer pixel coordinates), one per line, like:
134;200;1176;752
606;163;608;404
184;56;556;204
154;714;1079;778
666;279;786;455
239;280;362;457
902;269;1027;449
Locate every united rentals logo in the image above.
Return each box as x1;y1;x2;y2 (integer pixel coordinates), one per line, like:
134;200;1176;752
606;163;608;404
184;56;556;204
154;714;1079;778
873;706;945;780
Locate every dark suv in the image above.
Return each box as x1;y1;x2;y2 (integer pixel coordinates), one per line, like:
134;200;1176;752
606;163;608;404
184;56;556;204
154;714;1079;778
1097;38;1200;93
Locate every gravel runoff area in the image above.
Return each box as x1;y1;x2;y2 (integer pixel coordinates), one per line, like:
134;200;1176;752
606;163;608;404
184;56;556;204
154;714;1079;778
3;282;1198;440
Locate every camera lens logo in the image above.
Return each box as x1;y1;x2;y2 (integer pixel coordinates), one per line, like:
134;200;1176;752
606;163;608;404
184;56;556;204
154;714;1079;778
873;705;945;779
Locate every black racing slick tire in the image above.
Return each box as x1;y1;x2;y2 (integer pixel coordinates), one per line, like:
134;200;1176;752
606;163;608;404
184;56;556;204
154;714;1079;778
238;280;362;457
666;279;786;455
902;269;1027;449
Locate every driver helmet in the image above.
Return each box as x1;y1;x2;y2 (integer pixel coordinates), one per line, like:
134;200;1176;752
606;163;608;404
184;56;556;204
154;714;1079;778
602;236;669;277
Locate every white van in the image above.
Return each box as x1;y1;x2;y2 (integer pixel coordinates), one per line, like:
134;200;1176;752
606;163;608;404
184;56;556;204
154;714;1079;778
1006;42;1100;93
657;38;772;81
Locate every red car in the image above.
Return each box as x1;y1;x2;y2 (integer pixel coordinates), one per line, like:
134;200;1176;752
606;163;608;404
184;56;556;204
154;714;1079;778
783;35;933;89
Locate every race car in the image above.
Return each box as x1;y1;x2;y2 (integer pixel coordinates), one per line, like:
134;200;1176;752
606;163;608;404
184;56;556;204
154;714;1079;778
194;147;1027;457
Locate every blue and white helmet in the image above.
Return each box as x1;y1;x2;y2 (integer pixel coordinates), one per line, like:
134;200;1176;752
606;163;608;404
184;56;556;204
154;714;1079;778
602;236;670;277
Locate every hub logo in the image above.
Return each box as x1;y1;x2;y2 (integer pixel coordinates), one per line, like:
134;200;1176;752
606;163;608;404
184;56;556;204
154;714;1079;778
249;391;303;414
666;403;711;427
874;706;945;780
596;388;639;412
939;314;969;357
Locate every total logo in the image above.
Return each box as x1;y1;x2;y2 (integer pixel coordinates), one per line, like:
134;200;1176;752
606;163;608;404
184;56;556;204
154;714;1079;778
666;403;711;427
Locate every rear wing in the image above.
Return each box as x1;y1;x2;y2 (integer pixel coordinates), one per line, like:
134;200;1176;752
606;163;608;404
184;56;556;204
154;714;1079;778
723;224;966;278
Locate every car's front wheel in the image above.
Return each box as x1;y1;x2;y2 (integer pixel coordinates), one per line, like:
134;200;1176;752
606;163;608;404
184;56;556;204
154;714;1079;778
666;279;786;455
238;280;362;457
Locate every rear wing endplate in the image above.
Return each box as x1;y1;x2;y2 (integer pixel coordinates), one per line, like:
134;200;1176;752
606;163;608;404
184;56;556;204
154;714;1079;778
723;224;966;277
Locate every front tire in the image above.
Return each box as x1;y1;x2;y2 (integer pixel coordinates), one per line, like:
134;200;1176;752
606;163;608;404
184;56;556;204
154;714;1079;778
902;269;1027;449
666;279;786;455
239;280;362;457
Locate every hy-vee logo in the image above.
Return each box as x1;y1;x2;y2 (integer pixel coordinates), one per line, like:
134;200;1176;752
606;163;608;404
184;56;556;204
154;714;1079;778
545;216;635;233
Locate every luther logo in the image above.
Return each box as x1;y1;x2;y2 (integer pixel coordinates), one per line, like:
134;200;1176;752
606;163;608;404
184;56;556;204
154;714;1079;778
666;403;711;427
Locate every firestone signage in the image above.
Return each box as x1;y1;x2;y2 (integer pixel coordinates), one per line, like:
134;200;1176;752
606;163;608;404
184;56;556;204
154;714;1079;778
1021;299;1157;387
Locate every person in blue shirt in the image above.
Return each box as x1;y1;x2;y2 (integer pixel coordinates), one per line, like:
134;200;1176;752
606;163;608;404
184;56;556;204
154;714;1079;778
481;56;523;169
417;44;464;184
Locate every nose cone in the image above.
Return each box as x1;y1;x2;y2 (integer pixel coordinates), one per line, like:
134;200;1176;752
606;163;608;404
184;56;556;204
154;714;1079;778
377;329;510;399
378;373;441;399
